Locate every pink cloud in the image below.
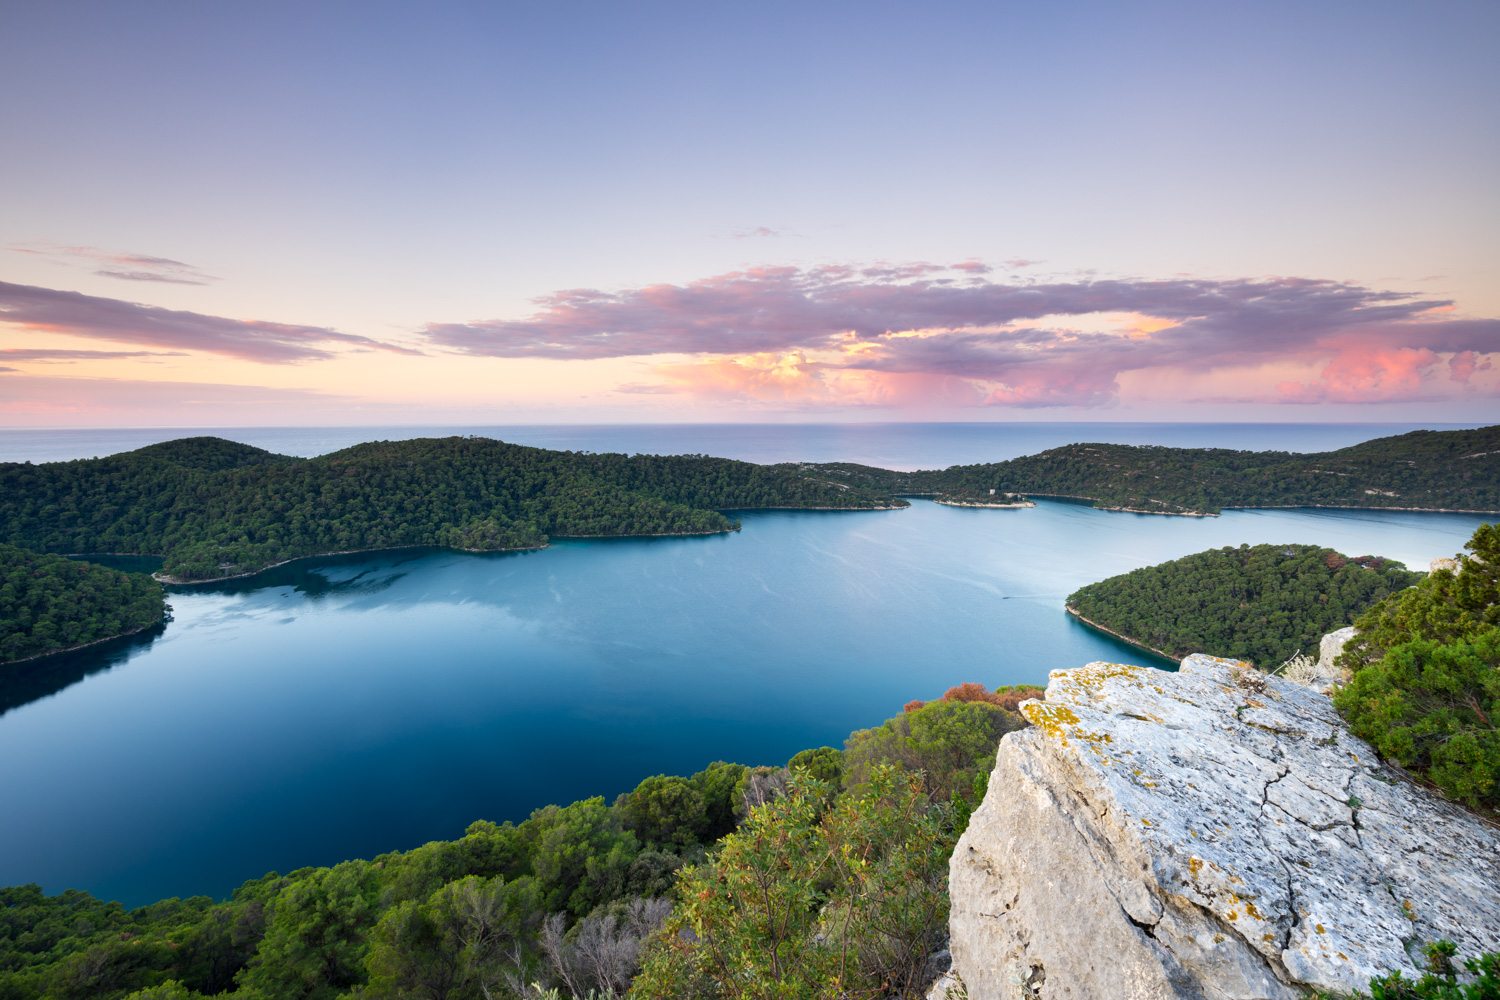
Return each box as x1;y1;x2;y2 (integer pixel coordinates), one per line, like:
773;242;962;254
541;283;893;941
1;348;186;362
1320;347;1440;400
423;263;1499;408
0;281;421;364
1450;349;1491;384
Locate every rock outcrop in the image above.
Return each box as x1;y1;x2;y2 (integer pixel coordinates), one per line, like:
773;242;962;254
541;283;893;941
948;655;1500;999
1283;626;1357;694
1315;627;1354;675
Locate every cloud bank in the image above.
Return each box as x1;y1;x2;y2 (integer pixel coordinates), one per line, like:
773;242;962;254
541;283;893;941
425;264;1500;407
0;281;419;363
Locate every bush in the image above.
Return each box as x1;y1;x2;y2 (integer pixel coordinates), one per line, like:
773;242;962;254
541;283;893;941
628;768;952;1000
845;698;1025;804
1335;524;1500;812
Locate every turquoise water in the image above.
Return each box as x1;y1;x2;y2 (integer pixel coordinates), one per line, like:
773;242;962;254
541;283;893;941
0;495;1489;907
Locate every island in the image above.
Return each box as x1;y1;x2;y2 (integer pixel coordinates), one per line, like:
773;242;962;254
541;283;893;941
4;428;1495;587
1064;542;1421;667
0;544;166;664
796;424;1500;516
0;436;907;583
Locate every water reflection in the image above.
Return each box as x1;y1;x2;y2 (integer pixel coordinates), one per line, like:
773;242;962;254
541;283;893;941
0;623;166;717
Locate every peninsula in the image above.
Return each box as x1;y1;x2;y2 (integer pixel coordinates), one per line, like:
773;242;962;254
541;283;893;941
797;424;1500;515
0;436;906;583
0;544;166;665
1065;543;1421;667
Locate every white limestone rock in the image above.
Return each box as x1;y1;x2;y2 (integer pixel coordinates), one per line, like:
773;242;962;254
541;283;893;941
948;655;1500;1000
1316;627;1355;674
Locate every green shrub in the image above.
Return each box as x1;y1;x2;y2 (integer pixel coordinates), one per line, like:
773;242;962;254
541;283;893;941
1335;524;1500;812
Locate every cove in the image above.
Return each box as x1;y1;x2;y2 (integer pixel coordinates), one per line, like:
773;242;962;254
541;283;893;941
0;500;1489;906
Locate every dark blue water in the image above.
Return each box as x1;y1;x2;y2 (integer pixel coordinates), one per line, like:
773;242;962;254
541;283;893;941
0;421;1482;468
0;423;1492;907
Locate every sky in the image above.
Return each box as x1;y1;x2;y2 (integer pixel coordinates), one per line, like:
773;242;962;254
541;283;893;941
2;0;1497;427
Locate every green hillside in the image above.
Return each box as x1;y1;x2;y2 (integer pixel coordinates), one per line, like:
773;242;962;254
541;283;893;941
0;545;166;664
0;437;905;582
800;425;1500;515
1066;543;1421;666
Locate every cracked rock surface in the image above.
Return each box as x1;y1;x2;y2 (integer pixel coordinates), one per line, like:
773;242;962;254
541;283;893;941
947;655;1500;999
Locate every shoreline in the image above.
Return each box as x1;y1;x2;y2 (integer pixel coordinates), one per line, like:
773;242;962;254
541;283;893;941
2;616;166;667
1064;605;1179;663
720;503;908;512
151;522;754;585
1226;502;1500;514
1098;505;1214;517
151;542;548;585
1022;494;1499;517
108;493;1500;586
934;498;1035;509
1019;492;1214;516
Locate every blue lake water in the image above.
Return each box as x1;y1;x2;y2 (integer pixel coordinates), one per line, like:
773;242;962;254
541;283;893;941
0;423;1492;907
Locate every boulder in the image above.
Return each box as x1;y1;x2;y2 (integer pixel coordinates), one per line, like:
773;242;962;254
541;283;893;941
948;655;1500;999
1315;627;1354;674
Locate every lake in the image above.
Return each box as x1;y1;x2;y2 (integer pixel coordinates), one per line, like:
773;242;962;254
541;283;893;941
0;423;1492;906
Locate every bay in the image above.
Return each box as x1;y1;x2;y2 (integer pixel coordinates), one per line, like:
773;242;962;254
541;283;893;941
0;423;1492;906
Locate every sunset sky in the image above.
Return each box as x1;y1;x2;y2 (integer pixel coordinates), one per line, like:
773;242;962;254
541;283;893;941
2;1;1497;426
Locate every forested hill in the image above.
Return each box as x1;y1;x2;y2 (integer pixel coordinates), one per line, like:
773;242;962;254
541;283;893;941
0;545;166;664
796;425;1500;515
0;437;905;582
1066;543;1422;667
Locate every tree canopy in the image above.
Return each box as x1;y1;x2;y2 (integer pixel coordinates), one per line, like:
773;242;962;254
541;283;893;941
1065;543;1420;667
0;437;904;582
0;545;165;664
800;425;1500;515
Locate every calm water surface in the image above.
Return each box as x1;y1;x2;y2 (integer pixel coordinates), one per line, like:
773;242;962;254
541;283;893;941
0;494;1489;906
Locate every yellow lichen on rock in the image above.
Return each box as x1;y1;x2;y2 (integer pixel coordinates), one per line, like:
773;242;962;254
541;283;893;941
1022;702;1080;740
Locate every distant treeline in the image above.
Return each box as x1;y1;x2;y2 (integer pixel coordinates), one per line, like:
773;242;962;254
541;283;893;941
0;436;904;583
1065;543;1421;667
0;682;1038;1000
0;545;165;665
796;425;1500;515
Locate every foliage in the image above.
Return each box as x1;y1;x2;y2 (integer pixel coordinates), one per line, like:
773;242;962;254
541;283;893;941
1334;524;1500;811
0;436;905;582
627;768;952;1000
0;686;1020;1000
0;544;165;663
844;696;1027;804
802;425;1500;515
1067;543;1420;667
903;682;1045;714
787;746;843;787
